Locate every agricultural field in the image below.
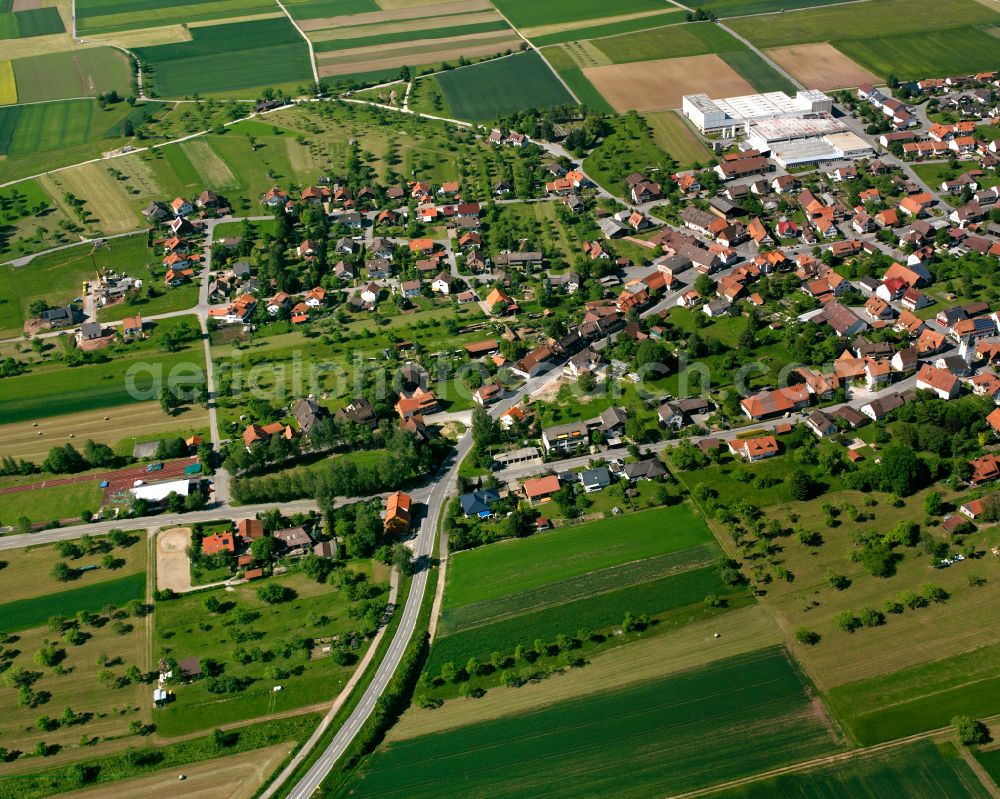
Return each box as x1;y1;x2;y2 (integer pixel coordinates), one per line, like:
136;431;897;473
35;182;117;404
10;48;131;104
727;0;1000;78
489;0;666;29
0;401;209;463
591;19;746;63
152;566;389;736
695;0;857;16
430;50;574;121
134;18;313;98
0;570;145;632
0;179;77;262
528;11;687;48
0;58;14;104
976;748;1000;788
0;6;63;39
765;43;880;91
354;646;841;799
75;0;277;35
701;740;991;799
644;110;712;167
43;163;144;234
826;642;1000;745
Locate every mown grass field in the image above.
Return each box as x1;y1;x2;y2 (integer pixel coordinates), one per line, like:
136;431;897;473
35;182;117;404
134;18;313;97
427;564;731;671
0;480;105;525
490;0;666;28
645;110;712;167
727;0;999;48
443;503;713;608
835;27;1000;80
76;0;276;34
0;532;145;603
356;646;840;799
530;11;686;47
434;51;574;121
153;567;387;736
826;643;1000;745
0;571;146;631
701;740;990;799
12;48;131;103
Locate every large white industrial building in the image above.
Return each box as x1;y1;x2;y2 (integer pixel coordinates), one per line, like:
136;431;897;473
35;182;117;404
682;90;832;134
682;88;874;167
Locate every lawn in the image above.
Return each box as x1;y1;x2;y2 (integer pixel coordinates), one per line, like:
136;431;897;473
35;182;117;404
826;642;1000;745
592;19;743;63
434;51;575;122
427;564;732;672
443;503;714;608
490;0;666;28
835;27;1000;81
134;18;313;98
726;0;998;49
644;110;712;167
0;571;146;631
12;48;131;103
701;740;990;799
353;646;841;799
152;567;388;736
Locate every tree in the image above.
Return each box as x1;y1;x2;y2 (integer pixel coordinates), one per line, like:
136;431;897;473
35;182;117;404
834;611;860;633
952;716;990;745
923;491;943;516
203;595;221;613
795;628;820;645
15;516;32;535
878;445;924;496
256;583;294;604
391;542;413;576
51;562;75;582
250;536;277;564
787;469;816;501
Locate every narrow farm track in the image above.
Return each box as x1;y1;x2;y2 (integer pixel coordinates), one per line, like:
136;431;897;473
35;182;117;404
274;0;320;85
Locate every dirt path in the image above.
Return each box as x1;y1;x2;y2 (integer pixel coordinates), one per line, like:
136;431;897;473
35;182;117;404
59;743;290;799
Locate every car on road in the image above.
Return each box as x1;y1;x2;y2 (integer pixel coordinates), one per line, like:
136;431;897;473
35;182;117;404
146;462;164;472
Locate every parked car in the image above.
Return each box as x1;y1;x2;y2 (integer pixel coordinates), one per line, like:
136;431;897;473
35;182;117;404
146;462;164;472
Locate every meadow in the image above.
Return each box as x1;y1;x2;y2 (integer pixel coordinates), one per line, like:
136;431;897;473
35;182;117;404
434;51;574;121
0;571;146;631
12;48;132;103
490;0;666;28
134;18;313;98
645;110;712;167
835;27;1000;81
701;740;990;799
826;643;1000;745
583;112;675;194
443;503;714;608
426;564;730;671
354;646;841;799
726;0;999;49
153;567;387;736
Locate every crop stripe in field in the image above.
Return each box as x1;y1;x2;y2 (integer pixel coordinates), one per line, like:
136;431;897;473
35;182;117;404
0;571;146;631
440;544;718;634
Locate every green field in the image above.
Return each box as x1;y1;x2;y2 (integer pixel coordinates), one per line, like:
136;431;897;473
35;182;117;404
153;568;387;735
134;18;313;98
0;99;97;158
283;0;377;19
826;643;1000;746
538;45;613;112
0;572;145;631
443;504;713;608
76;0;277;34
12;48;132;103
0;480;105;525
354;647;840;799
313;20;510;52
645;110;712;167
0;7;64;39
698;0;859;16
976;749;1000;788
835;27;1000;81
592;19;744;63
434;51;575;122
491;0;666;28
719;48;796;93
530;11;687;47
727;0;999;48
427;564;730;671
702;740;990;799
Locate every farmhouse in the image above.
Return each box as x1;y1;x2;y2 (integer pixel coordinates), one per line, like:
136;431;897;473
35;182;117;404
384;491;412;533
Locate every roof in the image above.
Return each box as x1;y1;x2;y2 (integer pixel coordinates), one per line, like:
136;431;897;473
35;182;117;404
916;364;959;394
522;475;560;499
740;435;778;458
385;491;412;528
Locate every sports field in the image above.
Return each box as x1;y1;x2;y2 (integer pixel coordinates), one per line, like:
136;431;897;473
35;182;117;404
356;647;841;799
0;571;146;631
12;47;131;102
434;50;574;120
701;740;990;799
134;18;313;97
826;642;1000;745
443;504;714;607
645;110;712;167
